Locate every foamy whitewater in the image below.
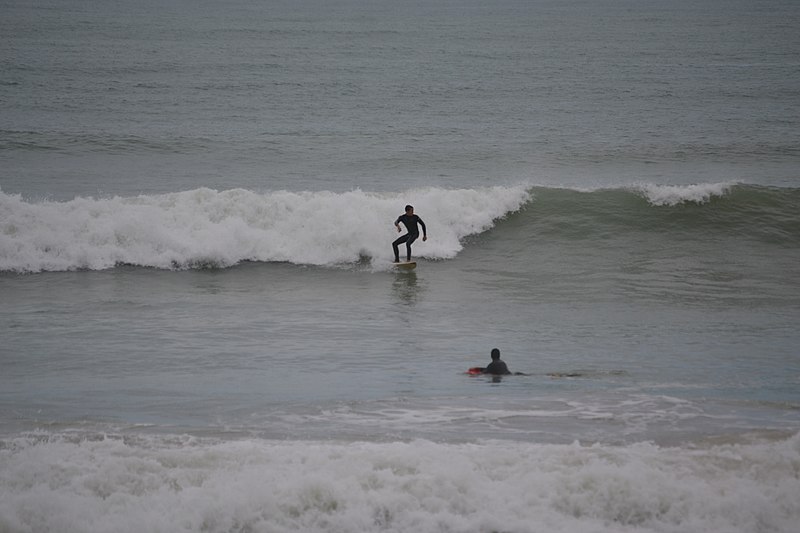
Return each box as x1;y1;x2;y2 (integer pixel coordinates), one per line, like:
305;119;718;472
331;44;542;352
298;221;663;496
0;186;531;272
2;0;800;532
2;434;799;533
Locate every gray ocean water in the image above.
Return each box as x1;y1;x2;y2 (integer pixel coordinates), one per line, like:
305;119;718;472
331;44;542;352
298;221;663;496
2;1;800;532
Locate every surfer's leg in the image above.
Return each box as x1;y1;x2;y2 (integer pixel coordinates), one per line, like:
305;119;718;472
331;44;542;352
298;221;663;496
405;234;418;261
392;234;409;262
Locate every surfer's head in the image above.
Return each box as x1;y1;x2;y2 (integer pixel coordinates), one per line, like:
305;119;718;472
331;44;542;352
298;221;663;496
405;204;414;214
491;348;500;360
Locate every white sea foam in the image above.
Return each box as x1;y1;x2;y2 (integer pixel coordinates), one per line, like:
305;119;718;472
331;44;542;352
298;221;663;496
1;432;798;533
632;182;736;206
0;186;530;273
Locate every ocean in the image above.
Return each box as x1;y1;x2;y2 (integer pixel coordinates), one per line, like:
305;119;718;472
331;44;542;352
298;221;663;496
2;0;800;532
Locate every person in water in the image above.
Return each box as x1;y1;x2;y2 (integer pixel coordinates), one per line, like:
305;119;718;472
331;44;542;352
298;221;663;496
393;204;427;263
483;348;512;375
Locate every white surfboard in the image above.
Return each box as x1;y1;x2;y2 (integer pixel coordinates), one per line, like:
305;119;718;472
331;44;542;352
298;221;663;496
394;261;417;270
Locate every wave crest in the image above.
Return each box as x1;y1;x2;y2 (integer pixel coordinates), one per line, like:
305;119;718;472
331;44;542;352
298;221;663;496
631;182;736;206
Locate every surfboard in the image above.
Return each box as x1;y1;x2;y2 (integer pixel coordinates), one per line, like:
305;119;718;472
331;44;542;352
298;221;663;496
394;261;416;270
467;367;484;375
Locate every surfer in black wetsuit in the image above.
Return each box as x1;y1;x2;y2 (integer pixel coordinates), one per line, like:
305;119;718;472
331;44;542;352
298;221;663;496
393;205;427;263
483;348;512;375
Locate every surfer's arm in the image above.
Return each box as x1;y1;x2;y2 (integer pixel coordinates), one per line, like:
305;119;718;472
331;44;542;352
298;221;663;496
418;218;427;239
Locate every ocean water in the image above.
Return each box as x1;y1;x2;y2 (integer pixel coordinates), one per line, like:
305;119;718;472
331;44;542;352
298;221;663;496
2;0;800;532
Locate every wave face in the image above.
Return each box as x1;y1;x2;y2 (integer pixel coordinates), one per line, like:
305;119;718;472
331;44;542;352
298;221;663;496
518;182;800;244
2;183;797;273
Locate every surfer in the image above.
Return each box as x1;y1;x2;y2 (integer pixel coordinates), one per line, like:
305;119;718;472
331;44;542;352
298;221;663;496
467;349;527;377
482;348;512;375
393;205;427;263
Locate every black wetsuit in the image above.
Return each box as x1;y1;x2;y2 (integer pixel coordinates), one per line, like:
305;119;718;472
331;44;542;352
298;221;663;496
393;214;426;262
483;360;511;375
